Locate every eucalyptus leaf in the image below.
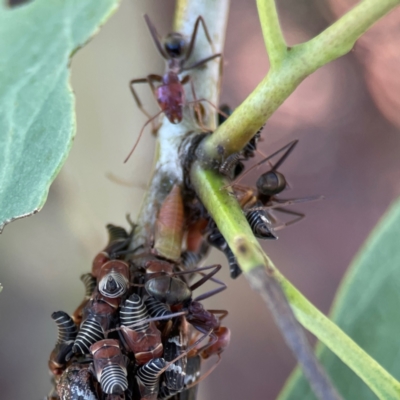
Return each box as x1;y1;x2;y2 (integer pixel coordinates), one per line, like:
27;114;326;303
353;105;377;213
278;197;400;400
0;0;119;232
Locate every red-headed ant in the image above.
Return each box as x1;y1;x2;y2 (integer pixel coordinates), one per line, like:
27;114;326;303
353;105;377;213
125;15;227;162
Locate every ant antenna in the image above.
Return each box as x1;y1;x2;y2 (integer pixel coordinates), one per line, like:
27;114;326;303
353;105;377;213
223;140;298;189
124;110;163;163
143;14;168;59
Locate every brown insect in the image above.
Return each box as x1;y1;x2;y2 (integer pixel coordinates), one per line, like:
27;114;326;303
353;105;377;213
92;224;132;278
48;311;78;378
72;273;97;326
90;339;128;395
117;294;164;366
153;184;185;262
97;259;130;300
125;14;225;162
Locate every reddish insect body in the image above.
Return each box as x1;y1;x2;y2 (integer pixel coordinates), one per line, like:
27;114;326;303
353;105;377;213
90;339;128;395
118;294;164;365
98;259;130;301
92;224;131;278
125;15;224;162
153;185;185;262
156;72;185;123
201;326;231;359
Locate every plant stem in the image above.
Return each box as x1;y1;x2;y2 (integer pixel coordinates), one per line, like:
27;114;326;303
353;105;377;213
197;0;400;163
256;0;287;68
132;0;229;249
190;163;400;399
248;267;342;400
190;165;343;400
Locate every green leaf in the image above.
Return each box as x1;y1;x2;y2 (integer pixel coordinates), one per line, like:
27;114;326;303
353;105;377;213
0;0;119;232
278;197;400;400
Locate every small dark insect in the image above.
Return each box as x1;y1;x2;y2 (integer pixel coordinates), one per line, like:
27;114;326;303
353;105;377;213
98;260;130;300
125;14;225;162
227;140;316;238
145;296;173;319
92;224;131;278
118;294;163;365
135;357;166;400
162;318;187;394
145;263;225;306
71;292;118;357
218;104;264;180
90;339;128;395
48;311;78;377
72;273;97;325
140;272;228;358
206;220;241;279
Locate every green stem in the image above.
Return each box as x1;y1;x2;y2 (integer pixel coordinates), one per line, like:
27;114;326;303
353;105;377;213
197;0;400;163
190;163;400;399
256;0;287;68
190;162;267;273
279;274;400;399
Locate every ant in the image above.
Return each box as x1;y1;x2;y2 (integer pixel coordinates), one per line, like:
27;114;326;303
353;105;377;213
225;140;322;239
125;14;226;162
127;264;228;364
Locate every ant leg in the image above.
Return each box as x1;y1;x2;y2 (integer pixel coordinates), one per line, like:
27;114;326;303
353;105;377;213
158;329;214;375
124;109;164;163
129;78;153;118
185;356;222;389
187;264;224;292
186;16;215;61
190;98;230;121
191;327;218;354
143;14;168;59
248;195;324;211
187;78;208;131
129;74;163;134
194;285;227;302
269;207;305;230
183;53;222;71
208;309;229;321
226;140;299;188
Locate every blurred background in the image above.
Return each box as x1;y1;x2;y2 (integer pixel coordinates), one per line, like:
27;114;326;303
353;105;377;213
2;0;400;398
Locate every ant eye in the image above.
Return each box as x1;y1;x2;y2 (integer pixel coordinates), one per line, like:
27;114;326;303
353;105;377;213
164;34;186;58
256;171;286;196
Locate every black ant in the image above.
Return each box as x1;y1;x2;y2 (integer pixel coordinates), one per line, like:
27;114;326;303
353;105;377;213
225;140;322;239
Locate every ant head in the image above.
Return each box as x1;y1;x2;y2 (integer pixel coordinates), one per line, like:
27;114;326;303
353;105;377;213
163;33;187;59
256;170;286;196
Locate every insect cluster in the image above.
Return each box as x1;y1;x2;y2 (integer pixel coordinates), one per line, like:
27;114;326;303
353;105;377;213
47;202;230;400
46;14;319;400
